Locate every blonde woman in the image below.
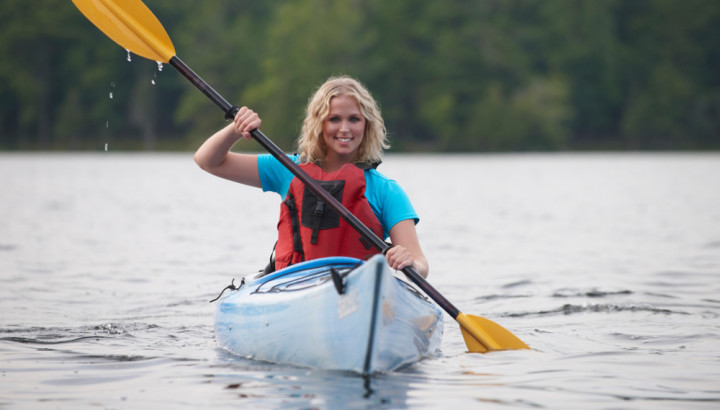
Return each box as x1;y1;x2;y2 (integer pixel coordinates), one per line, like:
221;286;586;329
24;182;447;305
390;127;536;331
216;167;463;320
194;76;428;277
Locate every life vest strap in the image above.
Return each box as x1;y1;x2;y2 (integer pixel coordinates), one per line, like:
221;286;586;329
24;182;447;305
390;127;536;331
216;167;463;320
283;192;305;263
311;200;324;244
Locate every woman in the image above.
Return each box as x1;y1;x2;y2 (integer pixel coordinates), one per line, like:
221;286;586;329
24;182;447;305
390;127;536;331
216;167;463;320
194;76;429;277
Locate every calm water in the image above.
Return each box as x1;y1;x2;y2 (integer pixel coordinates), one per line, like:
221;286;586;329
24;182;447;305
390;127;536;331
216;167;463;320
1;152;719;409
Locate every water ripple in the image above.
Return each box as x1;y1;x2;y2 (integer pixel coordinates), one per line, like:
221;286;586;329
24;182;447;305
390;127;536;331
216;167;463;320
552;288;633;298
0;323;160;344
508;303;686;317
0;336;109;345
0;244;17;251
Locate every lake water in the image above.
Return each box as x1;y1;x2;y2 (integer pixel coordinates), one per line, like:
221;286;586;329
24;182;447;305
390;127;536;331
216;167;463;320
1;152;719;409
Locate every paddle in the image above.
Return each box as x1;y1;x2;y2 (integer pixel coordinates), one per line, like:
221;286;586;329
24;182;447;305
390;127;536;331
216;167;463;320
72;0;529;352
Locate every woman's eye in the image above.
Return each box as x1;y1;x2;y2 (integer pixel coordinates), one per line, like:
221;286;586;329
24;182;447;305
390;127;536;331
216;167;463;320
328;117;340;123
350;117;361;123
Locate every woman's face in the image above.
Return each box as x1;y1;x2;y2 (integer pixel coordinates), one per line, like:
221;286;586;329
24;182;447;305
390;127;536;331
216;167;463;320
322;94;365;165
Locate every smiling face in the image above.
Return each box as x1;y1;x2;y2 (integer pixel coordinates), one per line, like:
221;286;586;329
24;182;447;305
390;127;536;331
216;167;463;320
321;94;366;169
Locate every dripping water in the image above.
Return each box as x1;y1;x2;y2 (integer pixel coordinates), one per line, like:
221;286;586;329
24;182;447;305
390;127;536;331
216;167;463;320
104;81;117;152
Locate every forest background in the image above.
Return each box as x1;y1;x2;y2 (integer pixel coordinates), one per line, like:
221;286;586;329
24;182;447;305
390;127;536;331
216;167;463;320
1;0;718;152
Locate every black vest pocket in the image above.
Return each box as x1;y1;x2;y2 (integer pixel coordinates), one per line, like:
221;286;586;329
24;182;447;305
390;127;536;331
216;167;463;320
301;180;344;244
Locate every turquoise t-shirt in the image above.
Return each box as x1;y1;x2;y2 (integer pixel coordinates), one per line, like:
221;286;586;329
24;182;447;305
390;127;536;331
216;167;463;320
257;154;418;240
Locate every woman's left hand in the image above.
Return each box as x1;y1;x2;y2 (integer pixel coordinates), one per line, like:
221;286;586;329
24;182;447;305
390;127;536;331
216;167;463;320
386;219;429;278
385;245;415;271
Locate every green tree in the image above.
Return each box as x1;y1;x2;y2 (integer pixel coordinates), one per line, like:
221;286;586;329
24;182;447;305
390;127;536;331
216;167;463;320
1;0;718;151
618;0;720;148
0;0;83;148
238;0;371;150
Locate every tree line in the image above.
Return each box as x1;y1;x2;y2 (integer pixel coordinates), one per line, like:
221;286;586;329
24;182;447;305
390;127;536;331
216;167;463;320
1;0;718;152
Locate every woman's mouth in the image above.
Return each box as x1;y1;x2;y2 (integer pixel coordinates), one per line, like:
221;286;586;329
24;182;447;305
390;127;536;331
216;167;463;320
336;136;352;143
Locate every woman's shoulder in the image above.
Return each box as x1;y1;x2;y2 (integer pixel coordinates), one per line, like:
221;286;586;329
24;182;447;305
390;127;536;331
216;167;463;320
364;167;395;182
364;168;398;189
364;168;407;199
258;153;300;167
257;153;299;195
364;167;417;228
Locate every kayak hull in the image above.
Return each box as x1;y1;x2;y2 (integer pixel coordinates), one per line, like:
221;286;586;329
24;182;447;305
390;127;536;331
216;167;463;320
214;255;443;374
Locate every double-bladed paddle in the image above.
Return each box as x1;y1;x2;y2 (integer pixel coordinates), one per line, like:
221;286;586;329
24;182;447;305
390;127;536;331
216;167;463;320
72;0;529;352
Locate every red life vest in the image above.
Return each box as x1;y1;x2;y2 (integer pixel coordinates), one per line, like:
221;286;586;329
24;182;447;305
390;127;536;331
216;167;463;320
274;162;383;270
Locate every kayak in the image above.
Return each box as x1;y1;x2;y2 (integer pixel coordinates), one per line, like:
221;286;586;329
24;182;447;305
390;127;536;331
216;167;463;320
214;254;444;374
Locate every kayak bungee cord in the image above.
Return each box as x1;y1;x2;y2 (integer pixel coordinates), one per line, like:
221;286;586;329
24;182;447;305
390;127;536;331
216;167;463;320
209;278;241;303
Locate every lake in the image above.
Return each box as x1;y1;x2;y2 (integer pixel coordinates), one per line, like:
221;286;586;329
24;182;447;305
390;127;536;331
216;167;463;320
1;152;719;408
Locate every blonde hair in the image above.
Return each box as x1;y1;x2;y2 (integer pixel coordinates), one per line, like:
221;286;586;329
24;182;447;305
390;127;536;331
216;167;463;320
297;76;389;165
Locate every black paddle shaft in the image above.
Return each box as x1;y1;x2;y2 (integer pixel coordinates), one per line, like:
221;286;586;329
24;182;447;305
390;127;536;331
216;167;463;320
169;56;462;319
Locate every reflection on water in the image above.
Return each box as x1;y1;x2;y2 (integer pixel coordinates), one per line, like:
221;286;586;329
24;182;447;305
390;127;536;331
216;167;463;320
1;153;719;408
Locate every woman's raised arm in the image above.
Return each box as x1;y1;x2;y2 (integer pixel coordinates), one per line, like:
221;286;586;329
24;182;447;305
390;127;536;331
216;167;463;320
194;107;263;188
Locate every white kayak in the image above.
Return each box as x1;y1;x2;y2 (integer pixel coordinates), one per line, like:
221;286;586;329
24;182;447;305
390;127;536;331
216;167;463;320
214;254;444;374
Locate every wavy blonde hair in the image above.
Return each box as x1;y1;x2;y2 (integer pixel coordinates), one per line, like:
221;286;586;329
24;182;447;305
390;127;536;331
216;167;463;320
297;76;389;165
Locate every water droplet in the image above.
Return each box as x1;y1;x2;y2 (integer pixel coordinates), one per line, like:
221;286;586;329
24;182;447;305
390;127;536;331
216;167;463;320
110;81;116;88
106;121;109;128
104;143;108;152
151;79;156;85
126;49;132;62
109;92;113;99
156;61;163;71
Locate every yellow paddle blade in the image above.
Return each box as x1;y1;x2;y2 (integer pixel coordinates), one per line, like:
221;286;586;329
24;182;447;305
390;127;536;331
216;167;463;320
72;0;175;63
457;313;530;352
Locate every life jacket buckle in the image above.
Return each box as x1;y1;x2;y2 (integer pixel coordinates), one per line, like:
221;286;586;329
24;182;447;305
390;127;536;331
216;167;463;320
314;201;325;217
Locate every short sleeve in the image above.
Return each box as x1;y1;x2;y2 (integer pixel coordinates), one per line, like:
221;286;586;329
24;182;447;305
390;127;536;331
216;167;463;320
364;169;419;239
257;153;298;198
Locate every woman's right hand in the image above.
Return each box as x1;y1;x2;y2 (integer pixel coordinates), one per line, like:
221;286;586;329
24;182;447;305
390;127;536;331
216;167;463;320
234;106;262;140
